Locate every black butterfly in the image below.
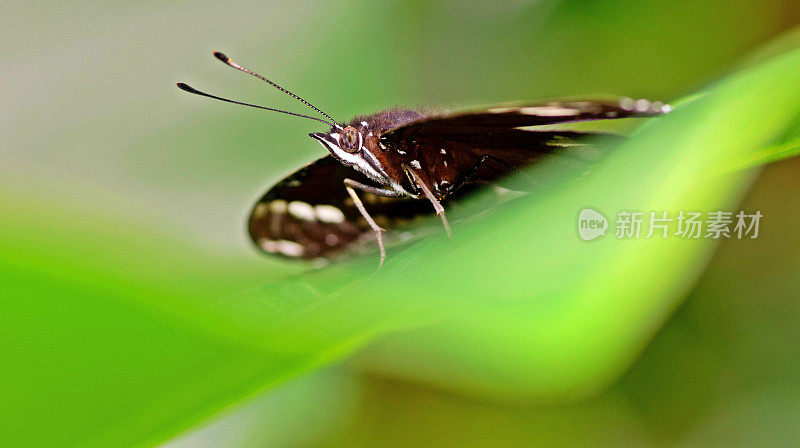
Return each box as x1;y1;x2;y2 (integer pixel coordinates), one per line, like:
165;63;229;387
178;52;670;265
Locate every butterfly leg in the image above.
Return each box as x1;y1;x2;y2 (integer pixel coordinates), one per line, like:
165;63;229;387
343;179;403;266
343;178;404;198
403;165;454;241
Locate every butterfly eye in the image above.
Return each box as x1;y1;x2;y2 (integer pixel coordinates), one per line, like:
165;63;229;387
339;126;360;153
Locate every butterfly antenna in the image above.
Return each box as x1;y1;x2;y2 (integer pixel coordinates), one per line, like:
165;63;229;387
176;83;335;127
213;51;339;127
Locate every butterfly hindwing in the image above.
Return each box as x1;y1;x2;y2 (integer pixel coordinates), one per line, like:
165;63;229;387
248;156;436;260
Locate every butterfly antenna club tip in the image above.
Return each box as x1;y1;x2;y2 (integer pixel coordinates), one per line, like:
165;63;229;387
213;51;229;63
176;82;196;93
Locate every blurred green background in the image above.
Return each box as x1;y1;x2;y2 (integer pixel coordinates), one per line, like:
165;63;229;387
2;1;800;447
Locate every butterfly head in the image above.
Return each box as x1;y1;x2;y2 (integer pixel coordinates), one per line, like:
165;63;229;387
309;122;390;185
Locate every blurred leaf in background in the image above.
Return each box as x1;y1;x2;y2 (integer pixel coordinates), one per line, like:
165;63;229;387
1;1;799;447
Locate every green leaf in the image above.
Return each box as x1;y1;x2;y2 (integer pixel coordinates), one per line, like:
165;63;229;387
723;137;800;173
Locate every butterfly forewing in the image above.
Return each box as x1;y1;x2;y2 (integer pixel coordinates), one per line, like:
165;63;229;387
385;98;669;137
376;98;667;196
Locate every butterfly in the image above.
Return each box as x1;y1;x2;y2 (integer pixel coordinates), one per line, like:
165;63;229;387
178;52;670;265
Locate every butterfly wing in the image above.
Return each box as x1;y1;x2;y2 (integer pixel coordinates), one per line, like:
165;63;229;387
387;98;669;136
380;98;668;192
248;155;435;260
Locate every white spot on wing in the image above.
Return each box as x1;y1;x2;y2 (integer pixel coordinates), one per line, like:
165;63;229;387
288;201;315;221
315;205;345;223
620;97;634;111
269;200;288;213
252;203;269;218
277;240;304;257
325;234;339;246
634;99;651;112
260;238;304;257
409;160;421;169
519;106;581;116
259;239;278;252
440;148;447;154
